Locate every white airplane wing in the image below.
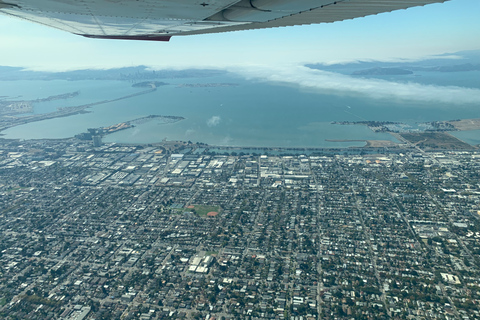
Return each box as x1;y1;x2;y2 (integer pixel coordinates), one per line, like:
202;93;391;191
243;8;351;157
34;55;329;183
0;0;448;41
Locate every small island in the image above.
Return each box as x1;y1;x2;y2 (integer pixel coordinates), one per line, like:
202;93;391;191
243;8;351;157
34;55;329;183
132;81;168;88
33;91;79;102
332;120;401;132
177;83;238;88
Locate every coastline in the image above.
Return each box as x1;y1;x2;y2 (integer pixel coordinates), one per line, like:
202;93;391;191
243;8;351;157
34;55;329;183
0;87;156;133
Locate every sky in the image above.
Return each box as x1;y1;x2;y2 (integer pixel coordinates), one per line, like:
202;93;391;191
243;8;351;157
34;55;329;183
0;0;479;72
1;0;480;106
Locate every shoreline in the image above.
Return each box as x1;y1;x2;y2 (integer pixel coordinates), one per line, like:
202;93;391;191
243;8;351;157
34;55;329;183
0;87;156;132
325;139;366;142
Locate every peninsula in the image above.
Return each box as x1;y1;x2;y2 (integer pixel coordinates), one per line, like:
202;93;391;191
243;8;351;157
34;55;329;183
75;115;185;141
0;91;79;116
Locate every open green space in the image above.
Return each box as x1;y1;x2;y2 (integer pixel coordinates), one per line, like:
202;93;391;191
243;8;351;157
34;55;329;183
187;204;221;216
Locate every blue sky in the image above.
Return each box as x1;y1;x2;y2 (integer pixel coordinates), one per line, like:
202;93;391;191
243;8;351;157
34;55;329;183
0;0;479;71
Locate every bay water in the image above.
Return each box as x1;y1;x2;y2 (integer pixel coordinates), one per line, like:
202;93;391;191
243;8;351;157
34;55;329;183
1;71;479;148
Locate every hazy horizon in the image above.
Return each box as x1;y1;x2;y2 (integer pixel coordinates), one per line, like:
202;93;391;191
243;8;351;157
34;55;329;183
1;0;479;72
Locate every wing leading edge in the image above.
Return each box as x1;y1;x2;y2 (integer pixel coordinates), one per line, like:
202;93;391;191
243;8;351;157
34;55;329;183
0;0;449;41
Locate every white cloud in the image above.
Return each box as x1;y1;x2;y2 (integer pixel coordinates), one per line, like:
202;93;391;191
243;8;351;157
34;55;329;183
221;135;232;145
232;65;480;105
185;129;196;137
207;116;221;127
130;128;140;136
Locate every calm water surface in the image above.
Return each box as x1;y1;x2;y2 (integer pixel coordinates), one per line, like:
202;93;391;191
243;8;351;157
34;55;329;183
1;72;479;147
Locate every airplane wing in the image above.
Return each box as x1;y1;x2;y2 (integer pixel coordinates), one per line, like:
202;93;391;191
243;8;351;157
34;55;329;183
0;0;449;41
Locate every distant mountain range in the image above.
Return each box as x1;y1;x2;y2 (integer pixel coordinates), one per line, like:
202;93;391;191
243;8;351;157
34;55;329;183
0;65;226;81
350;63;480;76
306;49;480;76
420;63;480;72
0;49;479;81
352;67;413;76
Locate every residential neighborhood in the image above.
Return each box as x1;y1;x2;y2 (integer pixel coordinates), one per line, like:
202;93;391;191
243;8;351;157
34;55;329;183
1;138;480;319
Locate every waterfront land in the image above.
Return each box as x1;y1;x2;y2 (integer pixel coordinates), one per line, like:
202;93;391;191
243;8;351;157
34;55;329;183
332;120;479;150
399;132;475;150
0;88;156;132
324;139;399;148
333;118;480;135
0;91;79;116
75;115;186;141
446;118;480;131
